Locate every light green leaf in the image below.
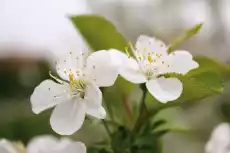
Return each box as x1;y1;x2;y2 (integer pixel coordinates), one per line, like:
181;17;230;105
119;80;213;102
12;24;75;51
146;70;224;112
70;15;127;51
152;108;191;133
191;56;230;79
167;23;203;53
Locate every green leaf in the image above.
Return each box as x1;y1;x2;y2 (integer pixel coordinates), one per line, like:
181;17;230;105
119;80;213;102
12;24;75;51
191;56;230;79
151;108;191;133
71;15;127;51
167;23;203;53
146;70;224;114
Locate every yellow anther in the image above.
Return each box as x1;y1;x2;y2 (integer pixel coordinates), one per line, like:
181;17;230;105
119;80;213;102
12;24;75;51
69;73;74;82
148;55;153;63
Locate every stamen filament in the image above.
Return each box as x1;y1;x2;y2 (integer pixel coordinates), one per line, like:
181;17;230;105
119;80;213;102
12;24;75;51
49;71;64;84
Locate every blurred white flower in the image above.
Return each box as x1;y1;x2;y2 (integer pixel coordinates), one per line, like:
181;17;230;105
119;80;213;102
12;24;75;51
113;35;198;103
0;135;86;153
205;123;230;153
0;0;90;59
30;50;119;135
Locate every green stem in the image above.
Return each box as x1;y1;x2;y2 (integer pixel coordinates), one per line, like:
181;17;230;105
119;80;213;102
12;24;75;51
102;119;112;139
132;84;148;133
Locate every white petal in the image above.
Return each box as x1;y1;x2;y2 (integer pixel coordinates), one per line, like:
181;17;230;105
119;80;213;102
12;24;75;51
27;135;58;153
86;50;119;87
146;77;183;103
135;35;168;57
27;135;86;153
205;123;230;153
84;84;102;107
108;49;127;67
119;55;147;84
83;84;105;119
50;100;86;135
30;79;69;114
87;106;106;119
0;139;18;153
55;139;86;153
165;51;199;75
56;50;87;80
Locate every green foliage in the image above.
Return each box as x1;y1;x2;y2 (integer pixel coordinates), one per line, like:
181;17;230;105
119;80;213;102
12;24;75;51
192;56;230;79
167;23;203;53
71;15;127;51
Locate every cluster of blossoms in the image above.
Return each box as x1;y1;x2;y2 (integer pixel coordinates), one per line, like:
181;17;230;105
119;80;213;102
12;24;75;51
0;135;86;153
29;35;198;151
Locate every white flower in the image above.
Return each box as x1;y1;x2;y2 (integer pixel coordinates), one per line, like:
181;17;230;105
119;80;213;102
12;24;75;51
0;135;86;153
113;35;199;103
30;50;119;135
0;0;90;59
205;123;230;153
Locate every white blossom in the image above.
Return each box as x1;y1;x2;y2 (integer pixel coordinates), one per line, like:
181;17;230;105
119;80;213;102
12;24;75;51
30;50;119;135
205;123;230;153
112;35;199;103
0;135;86;153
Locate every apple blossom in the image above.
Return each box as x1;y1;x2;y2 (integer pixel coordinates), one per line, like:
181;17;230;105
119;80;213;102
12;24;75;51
30;50;119;135
113;35;199;103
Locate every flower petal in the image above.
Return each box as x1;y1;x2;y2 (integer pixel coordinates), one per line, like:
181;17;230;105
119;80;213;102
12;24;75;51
146;77;183;103
50;99;86;135
108;49;127;67
87;106;106;119
135;35;168;58
84;83;102;107
30;79;69;114
56;50;87;80
86;50;119;87
55;140;86;153
119;55;147;84
205;123;230;153
27;135;86;153
27;135;58;153
0;139;18;153
166;50;199;75
83;84;105;119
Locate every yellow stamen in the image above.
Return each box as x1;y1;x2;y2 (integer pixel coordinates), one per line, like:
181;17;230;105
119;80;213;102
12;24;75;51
49;71;64;84
69;73;74;82
148;55;153;63
125;47;131;58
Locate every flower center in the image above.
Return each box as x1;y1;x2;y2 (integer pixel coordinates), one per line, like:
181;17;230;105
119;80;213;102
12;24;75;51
69;73;86;99
126;42;170;79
